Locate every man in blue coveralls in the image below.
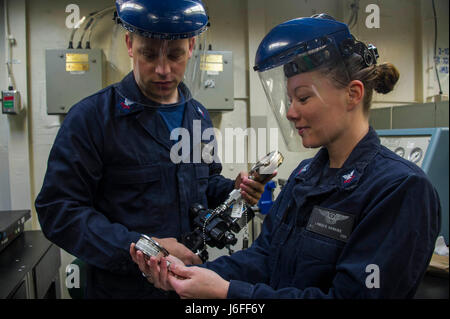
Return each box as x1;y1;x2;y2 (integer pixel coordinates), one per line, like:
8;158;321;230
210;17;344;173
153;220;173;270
35;0;268;298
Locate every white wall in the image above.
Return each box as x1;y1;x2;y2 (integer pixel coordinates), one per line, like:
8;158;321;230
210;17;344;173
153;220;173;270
420;0;449;100
0;1;11;210
202;0;250;180
346;0;422;106
343;0;449;107
0;0;32;229
0;0;447;298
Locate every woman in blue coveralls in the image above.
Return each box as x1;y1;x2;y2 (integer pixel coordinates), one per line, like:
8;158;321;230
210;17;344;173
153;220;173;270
136;14;441;298
35;0;268;299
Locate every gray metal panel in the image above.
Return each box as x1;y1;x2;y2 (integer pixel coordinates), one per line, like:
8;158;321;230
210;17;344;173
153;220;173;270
392;103;435;129
423;128;449;244
369;107;391;129
45;49;104;114
195;51;234;111
436;101;449;127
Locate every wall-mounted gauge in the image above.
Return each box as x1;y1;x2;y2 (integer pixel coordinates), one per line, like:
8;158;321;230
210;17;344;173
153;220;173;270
394;147;405;158
408;147;423;164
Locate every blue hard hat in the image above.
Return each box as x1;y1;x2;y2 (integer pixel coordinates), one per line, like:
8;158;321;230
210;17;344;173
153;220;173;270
115;0;209;40
253;14;380;152
254;15;378;74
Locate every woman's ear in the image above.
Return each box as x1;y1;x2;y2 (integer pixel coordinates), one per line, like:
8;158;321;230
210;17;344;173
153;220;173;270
347;80;364;111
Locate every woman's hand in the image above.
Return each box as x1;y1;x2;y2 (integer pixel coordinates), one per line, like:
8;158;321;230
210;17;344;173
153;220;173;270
148;255;185;290
167;263;230;299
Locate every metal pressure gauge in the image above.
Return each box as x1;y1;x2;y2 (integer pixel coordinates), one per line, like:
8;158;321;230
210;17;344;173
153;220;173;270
135;235;169;259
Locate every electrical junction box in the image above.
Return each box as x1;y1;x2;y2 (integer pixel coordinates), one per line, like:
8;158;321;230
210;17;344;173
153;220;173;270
196;51;234;111
1;90;21;114
377;128;449;245
45;49;104;114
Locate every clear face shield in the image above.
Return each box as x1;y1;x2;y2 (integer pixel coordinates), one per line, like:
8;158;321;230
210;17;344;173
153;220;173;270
257;37;351;152
119;30;208;107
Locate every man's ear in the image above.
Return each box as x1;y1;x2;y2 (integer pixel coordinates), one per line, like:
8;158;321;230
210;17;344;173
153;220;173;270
347;80;364;111
125;32;133;57
188;37;196;58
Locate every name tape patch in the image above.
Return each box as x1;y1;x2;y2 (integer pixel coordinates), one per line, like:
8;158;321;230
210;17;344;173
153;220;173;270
306;206;355;242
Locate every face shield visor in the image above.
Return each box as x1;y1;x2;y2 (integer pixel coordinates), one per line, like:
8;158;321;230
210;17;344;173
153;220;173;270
115;0;209;107
256;36;351;152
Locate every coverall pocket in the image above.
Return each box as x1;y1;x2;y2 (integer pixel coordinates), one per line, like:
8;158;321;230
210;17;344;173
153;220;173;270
101;164;162;218
300;230;345;264
103;164;161;184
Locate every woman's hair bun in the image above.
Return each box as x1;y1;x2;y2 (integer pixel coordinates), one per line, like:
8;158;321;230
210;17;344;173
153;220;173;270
373;63;400;94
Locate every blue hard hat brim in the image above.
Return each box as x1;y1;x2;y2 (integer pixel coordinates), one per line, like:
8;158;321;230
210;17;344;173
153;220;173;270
120;19;208;40
116;0;209;39
254;17;352;72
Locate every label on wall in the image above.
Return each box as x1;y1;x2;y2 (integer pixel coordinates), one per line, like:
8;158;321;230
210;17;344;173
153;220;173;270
66;53;89;73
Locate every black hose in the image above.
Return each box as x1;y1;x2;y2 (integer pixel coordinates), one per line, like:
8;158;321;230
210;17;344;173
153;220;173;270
432;0;443;95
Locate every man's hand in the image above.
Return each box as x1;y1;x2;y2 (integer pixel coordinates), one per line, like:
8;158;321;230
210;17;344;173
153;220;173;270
234;171;277;206
130;243;185;289
129;238;201;284
130;242;156;284
155;237;202;265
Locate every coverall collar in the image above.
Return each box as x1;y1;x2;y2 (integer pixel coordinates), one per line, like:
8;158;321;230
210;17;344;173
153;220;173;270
114;72;208;152
114;71;192;116
295;126;380;190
